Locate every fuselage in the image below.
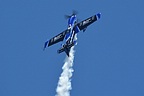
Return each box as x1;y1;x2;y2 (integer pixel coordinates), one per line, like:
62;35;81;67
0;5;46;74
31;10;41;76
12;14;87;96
64;15;77;46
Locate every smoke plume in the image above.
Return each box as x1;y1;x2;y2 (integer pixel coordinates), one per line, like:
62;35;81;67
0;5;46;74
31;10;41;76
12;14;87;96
55;34;77;96
55;46;75;96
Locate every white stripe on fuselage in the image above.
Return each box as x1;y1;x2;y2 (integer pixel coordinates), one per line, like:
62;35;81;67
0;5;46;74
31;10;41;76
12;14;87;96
66;15;77;43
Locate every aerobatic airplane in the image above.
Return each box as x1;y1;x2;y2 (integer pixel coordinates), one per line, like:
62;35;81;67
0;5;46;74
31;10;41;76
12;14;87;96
44;12;101;56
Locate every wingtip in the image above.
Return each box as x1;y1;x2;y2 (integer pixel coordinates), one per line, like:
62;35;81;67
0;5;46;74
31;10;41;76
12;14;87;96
43;41;48;50
97;13;101;19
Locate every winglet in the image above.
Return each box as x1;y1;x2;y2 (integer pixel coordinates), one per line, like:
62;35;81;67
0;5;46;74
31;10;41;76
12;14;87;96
96;13;101;19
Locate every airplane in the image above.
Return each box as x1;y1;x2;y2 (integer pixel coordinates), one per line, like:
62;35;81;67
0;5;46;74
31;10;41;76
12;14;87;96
44;12;101;56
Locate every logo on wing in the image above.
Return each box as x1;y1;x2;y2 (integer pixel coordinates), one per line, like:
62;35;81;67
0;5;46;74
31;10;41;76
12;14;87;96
79;15;96;27
53;34;63;42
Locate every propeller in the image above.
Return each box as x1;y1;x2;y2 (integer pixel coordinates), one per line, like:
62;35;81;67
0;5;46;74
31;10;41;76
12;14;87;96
64;10;78;19
64;15;71;19
72;10;78;15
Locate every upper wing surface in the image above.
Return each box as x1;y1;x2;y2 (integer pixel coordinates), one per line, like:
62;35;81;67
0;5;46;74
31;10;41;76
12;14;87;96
44;29;70;50
76;13;101;31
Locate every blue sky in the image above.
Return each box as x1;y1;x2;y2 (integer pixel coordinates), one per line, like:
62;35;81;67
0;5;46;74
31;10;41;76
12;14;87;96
0;0;144;96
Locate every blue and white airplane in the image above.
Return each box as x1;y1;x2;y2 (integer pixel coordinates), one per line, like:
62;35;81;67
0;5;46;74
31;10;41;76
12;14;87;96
44;12;101;56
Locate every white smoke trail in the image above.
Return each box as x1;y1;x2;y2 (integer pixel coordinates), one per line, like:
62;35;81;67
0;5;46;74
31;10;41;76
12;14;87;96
55;47;75;96
56;35;77;96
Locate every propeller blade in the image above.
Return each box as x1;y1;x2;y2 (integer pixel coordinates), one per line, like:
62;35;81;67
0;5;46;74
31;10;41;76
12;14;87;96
64;10;78;19
64;15;71;19
72;10;78;15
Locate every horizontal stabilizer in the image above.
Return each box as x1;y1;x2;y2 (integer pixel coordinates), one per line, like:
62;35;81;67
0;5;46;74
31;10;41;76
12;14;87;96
57;42;75;56
57;47;65;54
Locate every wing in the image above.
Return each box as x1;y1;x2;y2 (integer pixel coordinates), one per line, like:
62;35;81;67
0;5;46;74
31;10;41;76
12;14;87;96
76;13;101;32
44;29;70;50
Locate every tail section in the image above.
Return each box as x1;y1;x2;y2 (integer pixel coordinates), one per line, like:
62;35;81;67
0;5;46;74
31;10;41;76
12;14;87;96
57;47;70;57
57;47;65;54
65;48;70;57
57;42;76;56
